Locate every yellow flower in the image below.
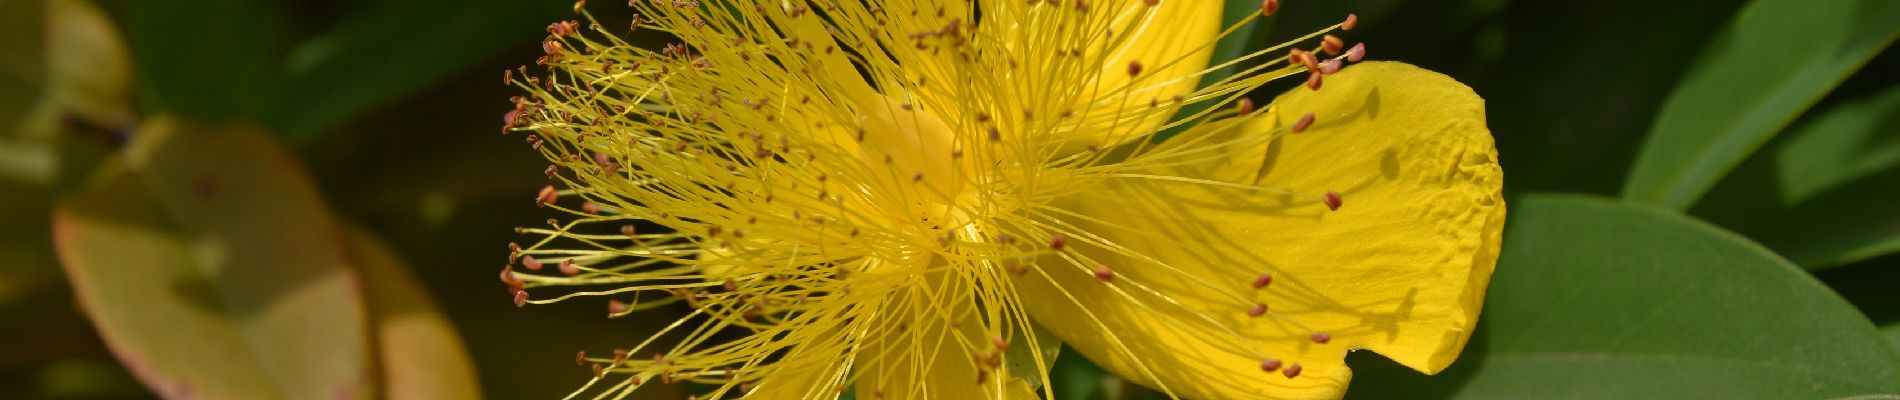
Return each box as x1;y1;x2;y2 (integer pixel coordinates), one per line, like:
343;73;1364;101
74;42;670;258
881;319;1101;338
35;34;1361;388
499;1;1503;399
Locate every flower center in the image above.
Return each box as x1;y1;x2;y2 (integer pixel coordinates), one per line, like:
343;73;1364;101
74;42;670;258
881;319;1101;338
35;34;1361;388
848;94;972;229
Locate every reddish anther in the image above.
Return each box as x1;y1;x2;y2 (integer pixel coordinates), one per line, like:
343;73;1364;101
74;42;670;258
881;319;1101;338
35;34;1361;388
1260;358;1283;372
1311;332;1332;344
1093;265;1115;282
1049;235;1068;251
1237;97;1256;115
522;256;544;271
1260;0;1279;16
1321;35;1344;55
1251;273;1273;289
1323;191;1343;211
513;290;529;307
1292;113;1316;133
536;185;559;206
1127;60;1144;76
1283;363;1303;378
1306;71;1324;91
1346;43;1366;62
559;259;581;275
1247;303;1268;317
1342;14;1359;30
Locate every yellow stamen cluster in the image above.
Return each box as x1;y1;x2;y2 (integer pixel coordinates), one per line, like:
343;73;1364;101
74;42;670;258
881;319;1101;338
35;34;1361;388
497;1;1366;398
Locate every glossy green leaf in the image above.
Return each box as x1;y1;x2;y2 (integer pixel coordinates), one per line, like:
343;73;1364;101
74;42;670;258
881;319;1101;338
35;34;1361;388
342;223;483;400
1693;84;1900;268
1623;0;1900;210
268;0;567;141
127;0;283;119
53;116;373;399
1348;194;1900;399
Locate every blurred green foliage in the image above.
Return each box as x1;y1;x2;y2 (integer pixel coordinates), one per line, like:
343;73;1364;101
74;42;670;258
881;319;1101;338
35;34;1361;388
3;0;1899;398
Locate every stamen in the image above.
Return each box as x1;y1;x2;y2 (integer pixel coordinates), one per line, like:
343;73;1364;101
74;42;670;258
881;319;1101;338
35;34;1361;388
1260;0;1280;16
1237;97;1256;116
1251;273;1273;289
1259;358;1283;372
1321;35;1344;55
1283;363;1303;378
1093;265;1116;282
536;185;559;206
1246;303;1268;317
1291;113;1316;132
514;290;529;308
1342;13;1359;30
1323;191;1343;211
1127;60;1144;77
1309;332;1332;344
1346;43;1367;62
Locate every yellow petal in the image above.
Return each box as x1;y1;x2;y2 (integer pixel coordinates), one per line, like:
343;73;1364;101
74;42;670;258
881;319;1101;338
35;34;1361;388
1014;62;1503;399
852;276;1045;400
890;0;1220;149
1068;0;1222;143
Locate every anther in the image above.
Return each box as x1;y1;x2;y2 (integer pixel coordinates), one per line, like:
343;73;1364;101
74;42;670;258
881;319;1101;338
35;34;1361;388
1127;60;1143;77
1319;59;1342;75
536;185;559;206
1323;190;1343;211
1093;265;1115;282
1283;363;1303;378
1246;303;1268;317
1260;0;1279;16
1346;43;1366;62
991;335;1010;350
499;266;520;284
513;290;529;307
1316;35;1342;56
608;299;627;317
621;224;637;236
1260;358;1282;372
1306;71;1324;90
613;349;631;366
581;202;600;215
1251;273;1273;289
1342;14;1359;30
559;259;580;275
576;350;587;366
1291;113;1316;132
1288;49;1317;71
522;256;544;271
1237;98;1256;115
1049;235;1068;251
1310;332;1332;344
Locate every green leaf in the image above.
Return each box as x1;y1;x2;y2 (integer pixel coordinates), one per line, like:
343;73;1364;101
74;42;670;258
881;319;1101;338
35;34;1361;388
1622;0;1900;210
268;0;568;141
1348;194;1900;398
127;0;284;119
342;223;483;399
52;116;373;399
1693;84;1900;268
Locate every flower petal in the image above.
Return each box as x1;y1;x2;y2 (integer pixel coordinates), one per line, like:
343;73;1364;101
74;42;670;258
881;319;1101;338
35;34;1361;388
1069;0;1222;141
1014;62;1503;399
851;269;1046;400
